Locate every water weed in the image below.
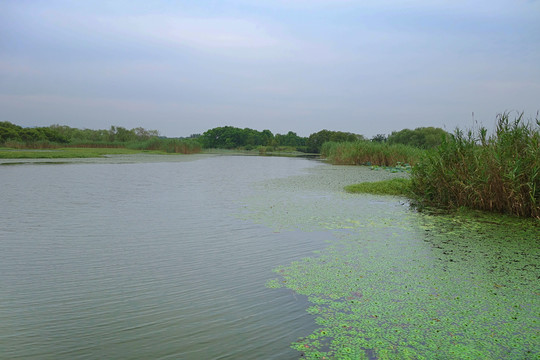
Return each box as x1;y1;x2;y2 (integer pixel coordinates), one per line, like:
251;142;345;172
242;164;539;359
344;178;411;196
266;201;539;359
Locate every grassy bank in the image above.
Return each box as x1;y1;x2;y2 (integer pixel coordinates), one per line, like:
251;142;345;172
411;112;539;219
0;147;168;159
0;138;202;159
321;140;423;166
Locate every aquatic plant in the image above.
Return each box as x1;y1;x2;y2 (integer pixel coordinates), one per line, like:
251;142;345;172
411;112;540;219
370;162;412;173
321;141;423;167
244;164;539;359
344;178;411;196
268;211;539;359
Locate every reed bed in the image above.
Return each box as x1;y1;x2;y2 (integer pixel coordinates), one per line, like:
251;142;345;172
1;138;202;158
411;112;540;219
321;141;423;166
126;138;202;154
3;140;62;149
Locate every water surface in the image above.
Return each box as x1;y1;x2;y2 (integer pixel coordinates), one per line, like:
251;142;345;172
1;155;332;359
1;155;538;359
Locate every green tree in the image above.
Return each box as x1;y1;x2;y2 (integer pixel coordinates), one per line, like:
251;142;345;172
0;122;23;143
275;131;307;148
200;126;275;149
371;134;387;143
307;130;360;153
387;127;448;148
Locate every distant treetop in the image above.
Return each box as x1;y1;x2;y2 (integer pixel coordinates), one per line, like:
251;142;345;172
387;127;448;148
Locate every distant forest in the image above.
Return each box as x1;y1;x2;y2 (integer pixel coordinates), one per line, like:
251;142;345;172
0;121;447;153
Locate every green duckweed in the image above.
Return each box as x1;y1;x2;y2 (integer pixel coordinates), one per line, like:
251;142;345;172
241;164;539;359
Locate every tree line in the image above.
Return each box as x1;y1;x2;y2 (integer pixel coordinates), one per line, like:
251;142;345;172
1;121;448;153
0;122;160;145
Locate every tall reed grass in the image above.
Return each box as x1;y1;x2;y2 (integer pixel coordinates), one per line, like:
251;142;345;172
411;112;540;219
321;141;423;166
126;138;202;154
3;140;61;149
2;138;202;154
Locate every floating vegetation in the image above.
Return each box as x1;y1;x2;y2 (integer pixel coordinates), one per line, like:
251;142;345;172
270;213;539;359
344;178;411;196
369;162;412;173
242;164;539;359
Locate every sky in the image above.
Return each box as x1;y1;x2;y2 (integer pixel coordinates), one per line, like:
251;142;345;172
1;0;539;138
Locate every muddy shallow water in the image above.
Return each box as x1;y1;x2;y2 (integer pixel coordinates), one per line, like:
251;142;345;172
1;155;538;359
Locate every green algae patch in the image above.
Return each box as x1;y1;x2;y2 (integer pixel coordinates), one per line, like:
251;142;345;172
269;212;539;359
241;164;539;359
344;178;411;196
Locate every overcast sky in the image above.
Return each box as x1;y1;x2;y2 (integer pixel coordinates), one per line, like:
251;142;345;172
1;0;539;138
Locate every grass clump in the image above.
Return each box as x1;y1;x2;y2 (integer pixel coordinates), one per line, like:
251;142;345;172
345;178;411;196
411;112;540;219
321;140;423;166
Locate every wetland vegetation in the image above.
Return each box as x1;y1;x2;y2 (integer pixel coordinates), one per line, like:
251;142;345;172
344;178;411;196
3;112;539;220
324;112;540;220
411;112;540;219
246;164;539;359
0;122;202;155
266;209;539;359
321;141;423;167
1;122;357;158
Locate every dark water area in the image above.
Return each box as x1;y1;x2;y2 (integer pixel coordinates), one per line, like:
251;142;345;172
1;155;538;359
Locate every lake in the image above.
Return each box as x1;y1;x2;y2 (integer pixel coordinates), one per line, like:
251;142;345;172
1;155;538;359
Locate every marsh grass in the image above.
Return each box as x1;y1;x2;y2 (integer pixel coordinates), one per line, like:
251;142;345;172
411;112;540;219
344;178;411;196
3;140;61;149
0;147;156;159
321;141;423;166
126;138;202;154
0;138;201;158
